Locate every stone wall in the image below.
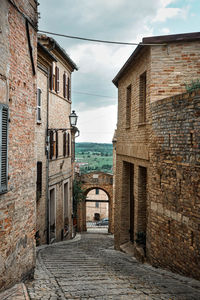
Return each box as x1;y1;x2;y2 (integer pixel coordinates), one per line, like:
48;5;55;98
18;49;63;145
149;89;200;280
114;36;200;280
0;0;38;291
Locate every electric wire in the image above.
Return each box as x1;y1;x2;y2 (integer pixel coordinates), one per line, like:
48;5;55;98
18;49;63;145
73;91;116;99
38;30;167;46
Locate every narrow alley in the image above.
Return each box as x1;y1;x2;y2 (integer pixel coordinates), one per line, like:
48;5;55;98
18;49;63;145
25;233;200;300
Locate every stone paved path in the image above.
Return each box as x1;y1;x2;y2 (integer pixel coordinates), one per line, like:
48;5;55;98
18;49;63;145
26;233;200;300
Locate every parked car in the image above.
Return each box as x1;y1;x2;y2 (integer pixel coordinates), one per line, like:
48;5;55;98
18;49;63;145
96;218;109;226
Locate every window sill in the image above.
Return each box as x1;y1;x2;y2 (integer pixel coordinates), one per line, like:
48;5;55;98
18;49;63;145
138;122;146;127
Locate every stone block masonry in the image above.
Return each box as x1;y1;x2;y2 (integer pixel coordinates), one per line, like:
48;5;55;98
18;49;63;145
149;89;200;280
0;0;38;291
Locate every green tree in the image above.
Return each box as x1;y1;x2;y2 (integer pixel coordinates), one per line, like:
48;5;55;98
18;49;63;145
73;179;86;218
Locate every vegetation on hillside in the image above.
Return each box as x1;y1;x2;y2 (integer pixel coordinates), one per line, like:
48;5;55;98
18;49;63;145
75;142;113;174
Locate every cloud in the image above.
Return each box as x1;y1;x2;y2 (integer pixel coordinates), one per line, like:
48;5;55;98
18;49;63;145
153;7;188;22
38;0;193;142
76;105;117;143
159;27;170;34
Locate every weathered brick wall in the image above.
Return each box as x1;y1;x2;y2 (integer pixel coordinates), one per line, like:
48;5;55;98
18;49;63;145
114;37;200;279
0;0;37;291
150;42;200;103
149;90;200;280
36;67;47;245
48;58;73;242
114;47;151;250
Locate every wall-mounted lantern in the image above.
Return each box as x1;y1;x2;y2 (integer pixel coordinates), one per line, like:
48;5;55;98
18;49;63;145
69;110;78;127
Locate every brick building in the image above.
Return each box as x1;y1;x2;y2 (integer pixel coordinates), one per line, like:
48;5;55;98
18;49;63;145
0;0;38;290
36;35;78;244
113;32;200;279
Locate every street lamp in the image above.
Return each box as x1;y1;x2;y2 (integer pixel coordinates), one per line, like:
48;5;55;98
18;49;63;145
69;110;78;127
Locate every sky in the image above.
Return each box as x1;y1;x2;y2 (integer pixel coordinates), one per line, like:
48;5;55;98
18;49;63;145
38;0;200;143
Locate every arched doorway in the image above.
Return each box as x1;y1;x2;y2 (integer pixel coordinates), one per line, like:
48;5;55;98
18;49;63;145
76;172;114;233
86;188;109;233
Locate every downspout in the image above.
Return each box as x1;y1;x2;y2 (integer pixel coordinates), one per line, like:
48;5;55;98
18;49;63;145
46;68;50;244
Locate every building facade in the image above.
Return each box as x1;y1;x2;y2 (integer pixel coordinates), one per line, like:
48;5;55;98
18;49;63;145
113;32;200;279
0;0;38;290
36;35;78;245
86;188;109;222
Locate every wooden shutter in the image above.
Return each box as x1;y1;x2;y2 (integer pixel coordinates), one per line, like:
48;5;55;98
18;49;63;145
0;104;8;193
67;133;70;156
55;66;59;93
63;132;66;156
56;131;58;158
49;66;53;90
49;130;54;159
67;77;71;100
36;161;42;200
63;73;66;98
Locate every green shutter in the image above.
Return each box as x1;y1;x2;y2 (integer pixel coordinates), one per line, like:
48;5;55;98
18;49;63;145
0;104;8;193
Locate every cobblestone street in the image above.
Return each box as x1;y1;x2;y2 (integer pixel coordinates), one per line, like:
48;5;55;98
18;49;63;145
26;233;200;300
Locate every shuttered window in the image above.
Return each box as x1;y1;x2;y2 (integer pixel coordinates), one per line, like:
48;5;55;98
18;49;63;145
63;73;67;98
0;104;8;194
56;131;58;158
67;133;70;156
55;66;59;93
36;161;42;200
126;85;131;129
139;71;147;123
63;132;66;156
49;130;54;160
67;77;71;100
37;88;42;123
49;66;53;91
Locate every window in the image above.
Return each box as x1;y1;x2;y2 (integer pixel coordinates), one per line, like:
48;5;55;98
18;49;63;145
126;85;131;128
50;130;56;159
56;131;58;158
37;88;41;123
63;73;67;98
67;133;70;157
49;65;53;91
96;188;99;195
55;66;59;93
63;132;67;156
0;104;8;194
36;161;42;200
95;202;99;208
67;77;71;100
139;72;147;123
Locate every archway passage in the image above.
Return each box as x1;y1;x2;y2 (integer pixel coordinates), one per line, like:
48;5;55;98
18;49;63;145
86;188;109;233
76;172;114;233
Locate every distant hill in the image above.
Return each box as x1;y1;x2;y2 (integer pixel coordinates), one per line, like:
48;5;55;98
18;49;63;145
75;142;113;174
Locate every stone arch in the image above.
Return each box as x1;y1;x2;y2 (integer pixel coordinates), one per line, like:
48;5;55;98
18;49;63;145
76;172;114;233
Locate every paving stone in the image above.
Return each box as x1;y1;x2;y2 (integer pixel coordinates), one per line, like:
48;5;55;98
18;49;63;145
26;233;200;299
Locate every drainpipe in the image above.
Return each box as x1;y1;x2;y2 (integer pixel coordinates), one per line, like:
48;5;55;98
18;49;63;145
46;68;50;244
